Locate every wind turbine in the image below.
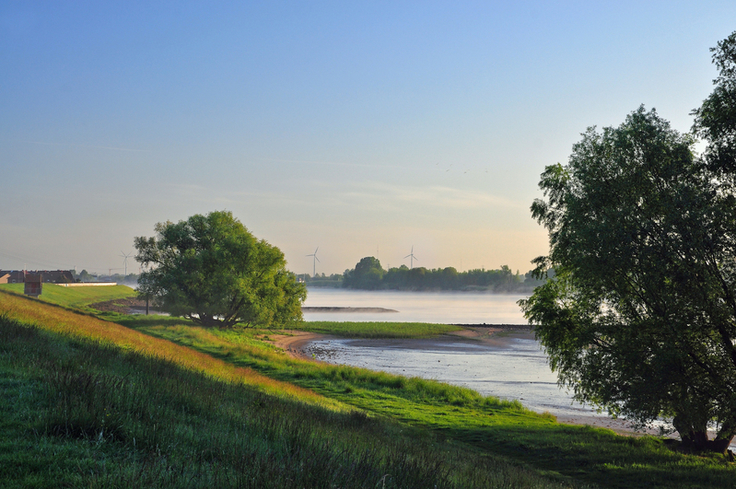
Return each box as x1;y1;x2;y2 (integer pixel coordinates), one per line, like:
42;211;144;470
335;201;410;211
120;251;133;276
404;246;418;269
306;247;320;277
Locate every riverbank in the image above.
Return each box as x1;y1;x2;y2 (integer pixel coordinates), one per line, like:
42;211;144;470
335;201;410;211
273;326;667;438
272;330;330;359
271;325;531;360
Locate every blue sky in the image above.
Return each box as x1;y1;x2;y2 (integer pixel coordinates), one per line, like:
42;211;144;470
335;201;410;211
2;1;735;276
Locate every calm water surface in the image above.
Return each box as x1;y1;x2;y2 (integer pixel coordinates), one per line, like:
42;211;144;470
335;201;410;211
303;288;605;419
303;288;529;324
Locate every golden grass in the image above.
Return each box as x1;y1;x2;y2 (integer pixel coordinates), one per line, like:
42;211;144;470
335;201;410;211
0;291;340;409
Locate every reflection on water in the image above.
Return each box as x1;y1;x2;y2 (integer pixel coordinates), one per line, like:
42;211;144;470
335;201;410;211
305;335;605;420
303;288;529;324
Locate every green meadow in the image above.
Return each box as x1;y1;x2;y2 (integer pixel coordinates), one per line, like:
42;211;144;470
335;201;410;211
1;284;735;488
0;283;136;310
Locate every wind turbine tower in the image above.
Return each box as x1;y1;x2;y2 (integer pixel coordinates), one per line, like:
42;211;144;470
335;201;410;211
120;251;133;276
404;246;418;269
306;247;320;277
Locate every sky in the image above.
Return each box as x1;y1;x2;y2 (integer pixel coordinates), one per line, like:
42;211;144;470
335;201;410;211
2;1;735;277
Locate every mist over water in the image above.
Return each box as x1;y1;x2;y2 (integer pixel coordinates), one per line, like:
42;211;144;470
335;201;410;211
303;288;529;324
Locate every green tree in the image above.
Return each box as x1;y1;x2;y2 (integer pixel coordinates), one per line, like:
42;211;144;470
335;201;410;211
520;106;736;452
74;269;96;283
384;265;409;289
441;267;459;289
343;257;385;289
135;211;306;329
407;266;427;289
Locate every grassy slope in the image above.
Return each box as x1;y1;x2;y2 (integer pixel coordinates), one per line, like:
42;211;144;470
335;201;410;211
0;283;136;310
130;323;736;489
0;291;329;407
1;288;735;487
0;319;543;488
0;291;572;489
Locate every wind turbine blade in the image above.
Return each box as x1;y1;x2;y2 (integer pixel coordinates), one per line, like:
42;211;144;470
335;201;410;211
315;256;320;262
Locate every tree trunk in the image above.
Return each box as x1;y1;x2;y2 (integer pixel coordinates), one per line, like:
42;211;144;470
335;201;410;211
708;436;734;454
713;418;736;454
674;415;736;453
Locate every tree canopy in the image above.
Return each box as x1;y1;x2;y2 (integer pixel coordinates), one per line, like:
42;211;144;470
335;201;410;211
692;31;736;176
342;256;385;290
135;211;306;329
521;36;736;452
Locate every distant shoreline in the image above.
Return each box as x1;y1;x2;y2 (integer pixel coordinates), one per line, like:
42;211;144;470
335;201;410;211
306;285;536;293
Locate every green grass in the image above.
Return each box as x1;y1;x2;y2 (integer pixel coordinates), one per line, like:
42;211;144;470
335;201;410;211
128;323;736;489
0;283;136;310
112;316;462;340
287;320;463;338
2;288;736;487
0;297;579;488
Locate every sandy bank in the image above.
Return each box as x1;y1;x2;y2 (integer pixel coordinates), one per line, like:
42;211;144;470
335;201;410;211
272;331;333;360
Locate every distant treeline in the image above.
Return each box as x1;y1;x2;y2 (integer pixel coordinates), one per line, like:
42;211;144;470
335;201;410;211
74;269;140;285
339;257;547;292
297;273;344;288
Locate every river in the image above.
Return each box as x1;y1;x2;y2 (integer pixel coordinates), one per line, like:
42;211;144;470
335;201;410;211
302;288;605;419
301;289;685;436
302;288;529;324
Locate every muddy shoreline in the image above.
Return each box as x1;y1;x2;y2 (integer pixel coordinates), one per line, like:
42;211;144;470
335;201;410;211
89;299;669;439
272;327;669;438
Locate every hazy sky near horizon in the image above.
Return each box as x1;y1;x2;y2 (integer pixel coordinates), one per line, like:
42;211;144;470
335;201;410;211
2;1;735;276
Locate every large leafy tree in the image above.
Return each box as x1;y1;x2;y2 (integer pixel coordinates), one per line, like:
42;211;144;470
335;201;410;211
520;105;736;453
135;211;306;329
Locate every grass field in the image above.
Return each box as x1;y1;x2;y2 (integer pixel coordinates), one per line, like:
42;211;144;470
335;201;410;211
0;283;136;310
1;287;735;487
